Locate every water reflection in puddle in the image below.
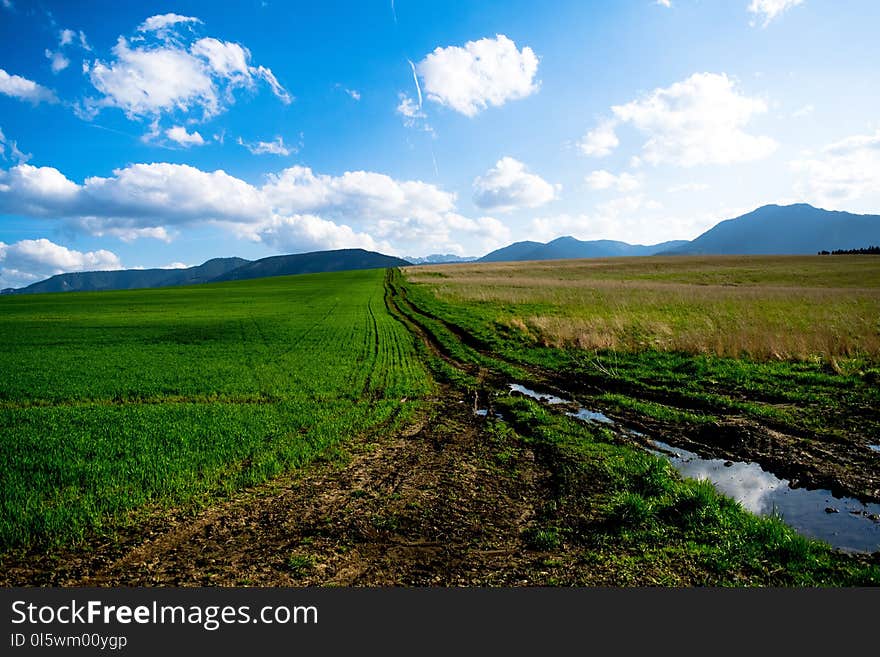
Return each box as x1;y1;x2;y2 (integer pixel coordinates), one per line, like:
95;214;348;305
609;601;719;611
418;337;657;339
509;383;570;405
567;408;615;425
649;440;880;553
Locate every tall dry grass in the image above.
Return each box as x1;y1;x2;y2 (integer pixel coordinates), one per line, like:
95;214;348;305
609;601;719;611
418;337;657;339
405;256;880;362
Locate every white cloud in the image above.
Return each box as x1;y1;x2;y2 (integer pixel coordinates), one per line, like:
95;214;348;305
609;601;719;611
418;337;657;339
396;94;421;120
84;22;290;127
59;28;76;46
472;157;559;212
0;69;57;104
344;88;361;101
579;119;619;157
238;136;293;156
165;125;205;147
191;37;251;82
792;104;814;118
748;0;804;27
44;49;70;73
0;162;509;256
0;127;29;164
656;0;672;7
88;37;219;120
581;72;776;167
791;129;880;208
138;13;202;34
253;214;386;253
585;170;640;192
250;65;292;104
0;238;122;289
415;34;539;117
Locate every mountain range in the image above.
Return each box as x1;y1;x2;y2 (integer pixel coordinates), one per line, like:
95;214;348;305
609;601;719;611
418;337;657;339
6;250;408;295
3;204;878;294
479;237;689;262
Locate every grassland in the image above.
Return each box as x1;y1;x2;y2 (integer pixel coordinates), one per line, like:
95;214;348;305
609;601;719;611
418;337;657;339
0;270;430;550
406;255;880;362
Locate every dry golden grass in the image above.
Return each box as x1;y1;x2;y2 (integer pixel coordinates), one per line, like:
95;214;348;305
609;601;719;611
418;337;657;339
405;255;880;361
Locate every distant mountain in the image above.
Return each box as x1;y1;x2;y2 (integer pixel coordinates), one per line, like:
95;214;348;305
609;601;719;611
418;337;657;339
210;249;411;282
404;254;479;265
14;257;250;295
662;204;880;255
480;237;689;262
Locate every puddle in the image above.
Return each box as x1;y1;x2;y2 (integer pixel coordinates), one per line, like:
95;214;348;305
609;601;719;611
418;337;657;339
649;440;880;553
506;380;880;552
509;383;570;405
475;408;505;421
567;408;615;425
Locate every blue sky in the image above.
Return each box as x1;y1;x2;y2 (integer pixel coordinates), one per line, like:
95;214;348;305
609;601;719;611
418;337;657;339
1;0;879;287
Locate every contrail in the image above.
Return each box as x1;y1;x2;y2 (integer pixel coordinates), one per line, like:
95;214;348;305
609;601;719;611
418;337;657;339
407;59;422;108
391;1;397;24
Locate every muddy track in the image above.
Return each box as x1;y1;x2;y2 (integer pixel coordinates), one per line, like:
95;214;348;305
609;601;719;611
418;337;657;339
387;271;880;504
3;385;614;586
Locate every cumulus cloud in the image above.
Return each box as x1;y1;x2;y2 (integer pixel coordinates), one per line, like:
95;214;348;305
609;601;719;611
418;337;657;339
138;13;202;34
579;119;619;157
0;162;509;256
748;0;804;27
0;69;57;104
238;135;293;156
0;238;122;289
580;72;776;167
165;125;205;147
791;129;880;208
251;214;386;253
415;34;539;117
44;49;70;73
472;157;558;212
83;18;290;129
585;170;640;192
88;37;219;119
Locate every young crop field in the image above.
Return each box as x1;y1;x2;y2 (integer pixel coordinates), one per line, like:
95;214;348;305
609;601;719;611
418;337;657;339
0;270;430;550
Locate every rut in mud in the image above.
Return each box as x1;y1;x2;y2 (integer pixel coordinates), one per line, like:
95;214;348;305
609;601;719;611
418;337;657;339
3;386;621;586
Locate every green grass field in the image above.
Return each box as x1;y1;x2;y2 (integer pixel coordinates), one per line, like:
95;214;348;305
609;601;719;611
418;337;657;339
0;270;430;549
